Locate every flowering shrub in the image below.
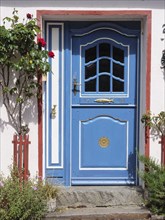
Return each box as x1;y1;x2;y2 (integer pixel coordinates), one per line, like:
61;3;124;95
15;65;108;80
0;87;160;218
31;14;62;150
37;38;47;48
26;13;32;19
0;166;59;220
0;9;54;135
139;155;165;215
141;111;165;137
48;51;55;58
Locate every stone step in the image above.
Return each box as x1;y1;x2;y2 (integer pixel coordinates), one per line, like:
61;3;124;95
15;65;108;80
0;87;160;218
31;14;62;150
43;186;165;220
56;186;145;209
43;205;151;220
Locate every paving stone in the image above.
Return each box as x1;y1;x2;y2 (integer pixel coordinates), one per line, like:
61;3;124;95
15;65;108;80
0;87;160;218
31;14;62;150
43;206;151;220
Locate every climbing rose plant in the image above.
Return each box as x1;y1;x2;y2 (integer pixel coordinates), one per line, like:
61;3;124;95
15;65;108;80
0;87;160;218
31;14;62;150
141;111;165;137
0;9;54;135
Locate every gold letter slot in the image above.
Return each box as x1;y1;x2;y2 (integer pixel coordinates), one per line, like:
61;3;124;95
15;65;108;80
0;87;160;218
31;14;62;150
94;98;114;103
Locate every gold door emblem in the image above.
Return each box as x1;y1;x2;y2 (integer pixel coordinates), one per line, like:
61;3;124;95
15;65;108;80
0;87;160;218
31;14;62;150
98;137;110;148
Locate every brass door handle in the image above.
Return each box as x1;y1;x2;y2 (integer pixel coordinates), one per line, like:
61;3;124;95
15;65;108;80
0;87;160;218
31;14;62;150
51;105;56;118
94;98;114;103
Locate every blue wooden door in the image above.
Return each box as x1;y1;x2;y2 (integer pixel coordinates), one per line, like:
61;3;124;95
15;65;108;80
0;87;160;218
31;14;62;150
71;23;139;185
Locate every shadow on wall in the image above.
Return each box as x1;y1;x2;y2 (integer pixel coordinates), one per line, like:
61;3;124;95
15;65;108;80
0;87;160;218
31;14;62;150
162;67;165;81
0;96;38;133
128;151;136;183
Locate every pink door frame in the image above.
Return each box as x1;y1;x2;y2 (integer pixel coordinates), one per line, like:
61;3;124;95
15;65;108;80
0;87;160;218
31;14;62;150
37;10;151;178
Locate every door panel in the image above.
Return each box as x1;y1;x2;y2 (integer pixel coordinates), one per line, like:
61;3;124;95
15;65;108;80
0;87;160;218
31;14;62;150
71;22;139;185
80;115;127;168
72;108;136;185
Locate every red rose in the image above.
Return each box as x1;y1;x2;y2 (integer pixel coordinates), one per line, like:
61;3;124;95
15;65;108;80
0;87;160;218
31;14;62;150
48;51;55;58
27;13;32;19
37;38;46;47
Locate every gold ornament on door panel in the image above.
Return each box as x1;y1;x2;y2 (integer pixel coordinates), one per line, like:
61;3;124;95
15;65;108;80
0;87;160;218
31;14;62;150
98;137;110;148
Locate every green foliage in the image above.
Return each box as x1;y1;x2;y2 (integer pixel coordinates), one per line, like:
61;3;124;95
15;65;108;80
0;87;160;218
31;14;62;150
139;155;165;215
0;166;59;220
0;9;54;135
141;111;165;136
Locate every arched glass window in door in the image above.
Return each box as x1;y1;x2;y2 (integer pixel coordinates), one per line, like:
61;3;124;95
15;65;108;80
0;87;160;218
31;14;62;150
84;42;126;94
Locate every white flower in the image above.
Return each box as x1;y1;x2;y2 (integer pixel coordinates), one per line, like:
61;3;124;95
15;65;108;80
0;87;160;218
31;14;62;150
0;181;4;187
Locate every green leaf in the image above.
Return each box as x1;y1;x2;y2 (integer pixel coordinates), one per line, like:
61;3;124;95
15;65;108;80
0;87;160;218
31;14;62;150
0;10;52;135
9;87;17;95
3;87;9;93
16;97;23;103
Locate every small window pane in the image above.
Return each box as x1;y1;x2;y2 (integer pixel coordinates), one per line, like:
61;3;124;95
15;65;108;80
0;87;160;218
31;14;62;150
85;79;96;92
113;79;124;92
99;75;110;92
99;43;110;57
99;59;110;73
113;63;124;79
113;46;124;63
85;46;97;63
85;63;97;79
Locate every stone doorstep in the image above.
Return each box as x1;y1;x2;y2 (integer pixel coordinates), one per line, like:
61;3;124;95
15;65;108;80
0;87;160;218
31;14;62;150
56;186;145;209
43;186;165;220
43;205;151;220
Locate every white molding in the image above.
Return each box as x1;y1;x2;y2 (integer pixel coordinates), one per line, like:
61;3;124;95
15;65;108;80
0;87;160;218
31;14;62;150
45;22;64;169
78;116;129;171
79;38;129;98
51;27;60;164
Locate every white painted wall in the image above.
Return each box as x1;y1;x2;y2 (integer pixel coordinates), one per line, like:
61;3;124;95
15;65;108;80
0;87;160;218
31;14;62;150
150;8;165;161
0;0;165;177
